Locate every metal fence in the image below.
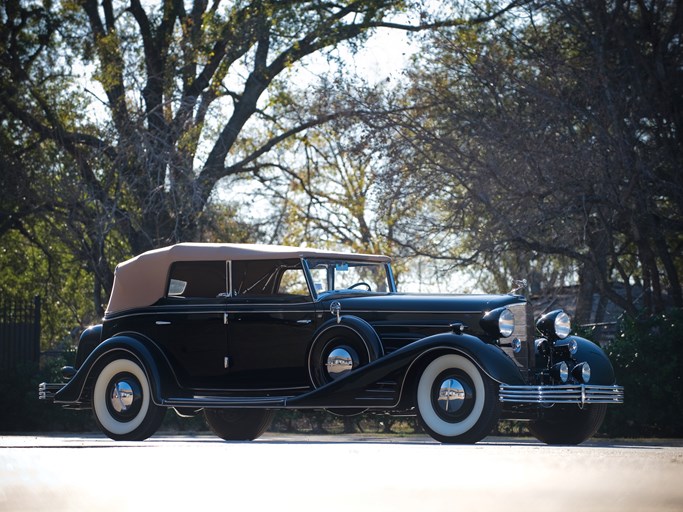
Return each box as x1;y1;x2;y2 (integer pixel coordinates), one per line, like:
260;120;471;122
0;296;41;370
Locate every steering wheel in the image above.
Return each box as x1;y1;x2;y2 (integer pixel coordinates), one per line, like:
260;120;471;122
347;282;371;291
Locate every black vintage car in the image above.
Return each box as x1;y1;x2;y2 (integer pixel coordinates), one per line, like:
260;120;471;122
40;243;623;444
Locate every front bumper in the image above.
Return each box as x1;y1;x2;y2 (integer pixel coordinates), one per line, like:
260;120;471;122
499;384;624;406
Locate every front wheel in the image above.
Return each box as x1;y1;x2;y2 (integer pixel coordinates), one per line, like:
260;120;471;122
416;354;500;444
92;357;166;441
528;404;607;445
204;409;274;441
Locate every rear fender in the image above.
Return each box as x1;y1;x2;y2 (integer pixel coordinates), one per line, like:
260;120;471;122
54;334;182;406
75;324;103;369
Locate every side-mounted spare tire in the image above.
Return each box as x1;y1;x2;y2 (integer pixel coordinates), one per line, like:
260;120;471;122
307;315;383;387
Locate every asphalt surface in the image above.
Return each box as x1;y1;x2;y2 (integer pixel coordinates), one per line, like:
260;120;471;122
1;434;682;512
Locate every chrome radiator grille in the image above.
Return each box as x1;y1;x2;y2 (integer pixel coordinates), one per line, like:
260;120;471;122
503;302;534;378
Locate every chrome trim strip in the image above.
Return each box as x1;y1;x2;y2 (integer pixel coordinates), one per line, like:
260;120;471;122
106;309;227;320
164;396;290;407
226;309;316;314
353;397;396;401
333;310;484;315
376;324;451;329
107;306;317;321
227;260;232;298
190;385;310;393
499;384;624;405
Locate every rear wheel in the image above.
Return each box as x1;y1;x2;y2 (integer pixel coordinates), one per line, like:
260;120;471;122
92;357;165;441
529;404;607;445
416;354;500;444
204;409;274;441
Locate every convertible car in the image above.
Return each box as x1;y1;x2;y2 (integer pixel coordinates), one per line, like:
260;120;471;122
40;243;623;444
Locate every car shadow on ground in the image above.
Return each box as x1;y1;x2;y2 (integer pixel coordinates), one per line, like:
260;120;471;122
2;433;680;449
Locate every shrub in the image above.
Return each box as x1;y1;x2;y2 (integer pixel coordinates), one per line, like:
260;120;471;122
0;357;95;433
601;309;683;437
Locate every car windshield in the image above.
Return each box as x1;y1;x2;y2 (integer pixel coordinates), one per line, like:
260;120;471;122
305;258;393;298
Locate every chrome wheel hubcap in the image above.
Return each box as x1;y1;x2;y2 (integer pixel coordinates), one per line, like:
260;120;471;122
326;347;356;380
111;380;137;413
105;372;144;422
437;378;466;414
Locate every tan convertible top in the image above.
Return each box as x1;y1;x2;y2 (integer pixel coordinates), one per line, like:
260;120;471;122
105;243;390;315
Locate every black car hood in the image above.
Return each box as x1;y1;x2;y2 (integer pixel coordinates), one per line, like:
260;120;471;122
322;292;525;314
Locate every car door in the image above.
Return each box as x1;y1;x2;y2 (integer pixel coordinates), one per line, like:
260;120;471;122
223;259;320;391
153;260;231;390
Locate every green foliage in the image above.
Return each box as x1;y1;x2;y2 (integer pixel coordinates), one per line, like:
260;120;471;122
376;1;683;312
602;310;683;437
0;230;97;349
0;357;95;433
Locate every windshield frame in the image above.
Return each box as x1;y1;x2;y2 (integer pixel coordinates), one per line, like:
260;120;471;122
302;257;397;301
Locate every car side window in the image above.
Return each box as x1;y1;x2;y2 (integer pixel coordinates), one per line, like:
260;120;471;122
278;268;310;297
167;261;227;298
232;259;311;301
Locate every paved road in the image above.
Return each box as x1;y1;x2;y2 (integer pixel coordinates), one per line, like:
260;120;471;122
1;434;682;512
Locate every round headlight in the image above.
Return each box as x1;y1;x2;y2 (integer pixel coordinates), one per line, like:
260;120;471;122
572;362;591;383
536;309;572;340
554;311;571;339
480;307;515;338
499;308;515;338
551;361;569;383
582;363;591;383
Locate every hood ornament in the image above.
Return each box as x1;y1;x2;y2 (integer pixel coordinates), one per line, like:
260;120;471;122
508;279;527;295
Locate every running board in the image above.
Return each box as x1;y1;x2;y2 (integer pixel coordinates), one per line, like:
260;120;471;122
162;395;291;408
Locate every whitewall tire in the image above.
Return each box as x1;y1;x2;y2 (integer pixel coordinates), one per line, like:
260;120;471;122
92;357;165;441
416;354;500;444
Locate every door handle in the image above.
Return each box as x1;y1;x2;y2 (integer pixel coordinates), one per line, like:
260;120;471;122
297;319;312;324
156;321;171;325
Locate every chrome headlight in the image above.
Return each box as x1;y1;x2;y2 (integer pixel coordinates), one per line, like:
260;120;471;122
551;361;569;383
480;307;515;338
536;309;571;340
572;362;591;383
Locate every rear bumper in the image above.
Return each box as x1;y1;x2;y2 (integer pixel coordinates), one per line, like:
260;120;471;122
499;384;624;406
38;382;65;401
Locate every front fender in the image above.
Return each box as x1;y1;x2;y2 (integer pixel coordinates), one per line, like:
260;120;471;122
54;334;182;406
288;331;525;408
416;332;527;386
569;336;616;385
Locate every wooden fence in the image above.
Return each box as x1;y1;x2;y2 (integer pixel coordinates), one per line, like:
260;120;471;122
0;296;41;370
